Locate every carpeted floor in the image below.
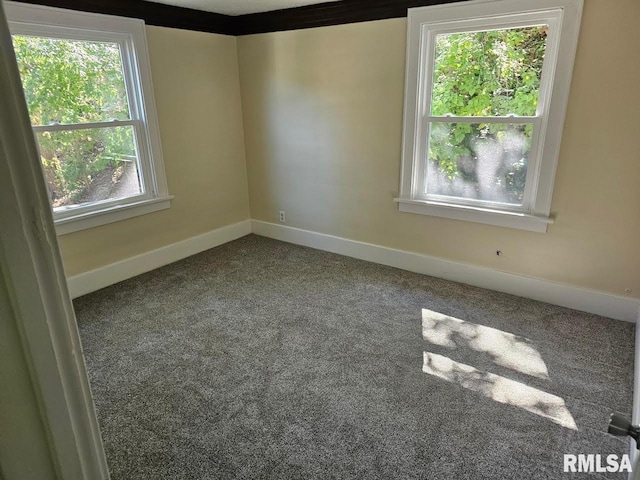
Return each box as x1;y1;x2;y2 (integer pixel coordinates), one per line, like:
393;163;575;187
74;234;635;479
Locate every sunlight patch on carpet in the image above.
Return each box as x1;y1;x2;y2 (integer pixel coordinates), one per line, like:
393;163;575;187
422;352;577;430
422;308;549;379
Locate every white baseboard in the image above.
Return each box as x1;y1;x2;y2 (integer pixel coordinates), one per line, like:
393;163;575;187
251;220;640;323
67;220;252;298
67;218;639;322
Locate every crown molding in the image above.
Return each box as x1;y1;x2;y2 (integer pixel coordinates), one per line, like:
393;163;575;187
13;0;465;36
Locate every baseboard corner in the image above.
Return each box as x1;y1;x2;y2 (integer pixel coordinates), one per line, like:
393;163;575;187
66;219;251;298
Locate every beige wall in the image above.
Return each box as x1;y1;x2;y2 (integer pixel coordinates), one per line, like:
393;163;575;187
0;244;56;480
58;1;640;298
59;26;250;277
237;0;640;298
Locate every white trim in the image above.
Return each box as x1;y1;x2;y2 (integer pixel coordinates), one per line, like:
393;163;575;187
0;2;108;476
67;220;252;298
251;221;640;323
32;119;136;132
399;0;583;230
426;115;539;124
395;197;553;233
6;1;170;233
56;196;173;235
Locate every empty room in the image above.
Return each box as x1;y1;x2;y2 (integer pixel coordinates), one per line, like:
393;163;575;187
1;0;640;478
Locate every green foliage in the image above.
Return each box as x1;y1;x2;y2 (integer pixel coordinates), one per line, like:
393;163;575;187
12;35;135;206
427;26;547;203
431;27;547;118
35;127;136;204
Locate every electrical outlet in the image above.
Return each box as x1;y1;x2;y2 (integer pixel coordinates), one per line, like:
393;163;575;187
279;211;286;223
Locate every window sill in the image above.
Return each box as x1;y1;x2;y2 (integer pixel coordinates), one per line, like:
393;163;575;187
394;198;553;233
55;196;173;235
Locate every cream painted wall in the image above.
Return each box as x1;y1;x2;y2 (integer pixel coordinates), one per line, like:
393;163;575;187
0;266;56;479
58;26;250;277
237;0;640;298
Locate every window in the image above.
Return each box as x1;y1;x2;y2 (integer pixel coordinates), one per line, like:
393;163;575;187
6;2;171;235
397;0;583;232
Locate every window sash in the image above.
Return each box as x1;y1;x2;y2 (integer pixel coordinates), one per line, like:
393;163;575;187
425;116;539;124
32;119;137;132
408;12;562;215
5;1;170;234
8;25;141;125
31;120;155;219
397;0;583;232
416;116;542;212
9;23;159;219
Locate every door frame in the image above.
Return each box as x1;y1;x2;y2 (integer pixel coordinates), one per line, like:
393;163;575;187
0;1;109;478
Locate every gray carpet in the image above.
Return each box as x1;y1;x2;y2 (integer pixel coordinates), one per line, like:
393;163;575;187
74;234;635;479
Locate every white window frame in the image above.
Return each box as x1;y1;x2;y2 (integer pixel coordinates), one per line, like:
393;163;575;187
6;1;171;235
396;0;583;233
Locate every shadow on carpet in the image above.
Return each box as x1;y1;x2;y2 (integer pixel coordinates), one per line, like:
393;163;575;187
74;234;634;479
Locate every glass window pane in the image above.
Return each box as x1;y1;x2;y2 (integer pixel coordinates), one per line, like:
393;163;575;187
431;26;548;117
426;122;532;206
12;35;130;125
36;126;142;210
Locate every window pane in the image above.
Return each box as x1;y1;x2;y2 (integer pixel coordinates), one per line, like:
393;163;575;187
12;35;130;125
36;126;142;210
426;122;532;206
431;26;548;117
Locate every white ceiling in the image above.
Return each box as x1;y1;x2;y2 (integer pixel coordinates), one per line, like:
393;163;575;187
146;0;340;16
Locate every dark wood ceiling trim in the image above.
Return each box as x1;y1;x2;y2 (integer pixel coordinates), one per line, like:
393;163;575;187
12;0;238;35
235;0;464;36
12;0;467;36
